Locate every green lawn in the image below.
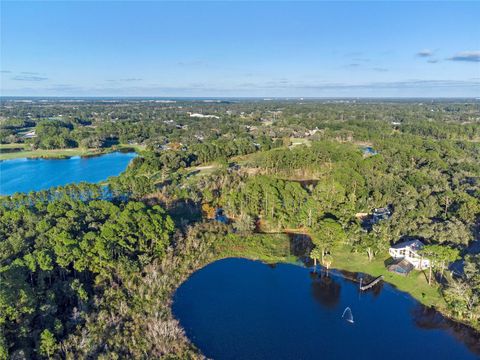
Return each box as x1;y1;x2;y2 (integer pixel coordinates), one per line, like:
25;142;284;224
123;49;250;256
0;147;97;160
0;144;142;160
189;163;219;176
0;143;29;149
216;233;446;310
289;137;312;147
331;245;446;309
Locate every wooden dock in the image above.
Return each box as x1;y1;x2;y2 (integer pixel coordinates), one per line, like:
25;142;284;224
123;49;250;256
359;275;384;291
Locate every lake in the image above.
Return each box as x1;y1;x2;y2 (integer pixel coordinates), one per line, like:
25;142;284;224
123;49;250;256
173;258;480;360
0;152;136;195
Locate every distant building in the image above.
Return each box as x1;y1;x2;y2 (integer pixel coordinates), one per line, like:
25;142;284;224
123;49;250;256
361;146;378;156
388;239;430;271
23;130;36;139
189;113;220;119
360;206;392;231
372;207;392;223
215;208;229;224
305;127;320;136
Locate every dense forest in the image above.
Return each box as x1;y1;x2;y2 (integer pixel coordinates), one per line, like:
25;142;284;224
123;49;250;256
1;98;479;358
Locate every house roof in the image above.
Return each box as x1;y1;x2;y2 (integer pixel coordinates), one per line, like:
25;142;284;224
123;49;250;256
391;239;425;251
373;207;391;215
388;258;414;275
362;146;378;155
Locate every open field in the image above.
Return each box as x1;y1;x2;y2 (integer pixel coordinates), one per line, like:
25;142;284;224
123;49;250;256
289;137;312;148
0;144;143;160
215;233;297;264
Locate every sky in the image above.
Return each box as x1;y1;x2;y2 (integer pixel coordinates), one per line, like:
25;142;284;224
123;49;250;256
1;1;479;97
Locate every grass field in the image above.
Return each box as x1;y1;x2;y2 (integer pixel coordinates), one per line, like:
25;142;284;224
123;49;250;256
330;245;446;309
289;137;312;147
215;233;297;264
0;144;143;160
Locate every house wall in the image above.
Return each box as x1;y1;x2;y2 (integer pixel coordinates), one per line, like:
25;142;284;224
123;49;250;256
406;256;430;270
389;247;430;270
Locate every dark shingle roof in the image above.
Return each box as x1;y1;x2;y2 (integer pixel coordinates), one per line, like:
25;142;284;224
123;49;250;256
388;258;414;275
391;239;424;251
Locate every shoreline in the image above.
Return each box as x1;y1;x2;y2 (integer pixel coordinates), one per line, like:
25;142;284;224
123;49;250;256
180;252;480;330
172;255;480;357
195;234;479;333
0;145;141;161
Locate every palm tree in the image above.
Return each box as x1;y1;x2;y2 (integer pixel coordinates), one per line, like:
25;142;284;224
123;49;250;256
310;248;322;273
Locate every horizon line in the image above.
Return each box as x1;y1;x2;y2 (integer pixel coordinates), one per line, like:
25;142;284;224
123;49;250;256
1;95;479;100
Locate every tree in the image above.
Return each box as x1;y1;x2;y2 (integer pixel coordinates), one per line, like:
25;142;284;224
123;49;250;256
79;135;104;149
312;179;346;217
323;254;333;271
310;248;322;272
451;255;480;322
441;189;454;219
34;120;77;149
39;330;57;359
456;193;480;224
420;244;460;285
201;203;216;219
355;233;380;262
0;330;7;360
464;254;480;290
311;219;347;263
233;213;255;234
444;278;479;322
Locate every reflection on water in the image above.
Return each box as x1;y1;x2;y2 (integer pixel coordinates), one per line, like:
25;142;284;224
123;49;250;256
412;306;480;355
311;273;341;309
173;258;479;360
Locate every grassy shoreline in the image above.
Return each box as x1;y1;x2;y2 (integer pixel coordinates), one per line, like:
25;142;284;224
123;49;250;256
211;233;443;305
0;144;144;160
209;234;479;331
330;245;446;309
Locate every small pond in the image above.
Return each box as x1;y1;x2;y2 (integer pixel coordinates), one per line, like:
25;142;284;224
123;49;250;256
173;258;480;360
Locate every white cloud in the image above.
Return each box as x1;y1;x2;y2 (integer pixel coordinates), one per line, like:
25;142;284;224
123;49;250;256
448;51;480;62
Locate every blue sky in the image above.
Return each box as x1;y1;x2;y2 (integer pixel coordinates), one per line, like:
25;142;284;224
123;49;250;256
1;1;479;97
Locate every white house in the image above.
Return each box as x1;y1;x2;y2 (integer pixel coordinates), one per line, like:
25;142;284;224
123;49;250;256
388;239;430;270
23;130;36;139
189;113;220;119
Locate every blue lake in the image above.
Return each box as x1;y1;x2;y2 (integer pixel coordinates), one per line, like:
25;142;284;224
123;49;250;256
0;152;136;195
173;258;480;360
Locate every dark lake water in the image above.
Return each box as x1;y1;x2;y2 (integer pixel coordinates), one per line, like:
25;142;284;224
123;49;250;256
173;258;480;360
0;152;136;195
